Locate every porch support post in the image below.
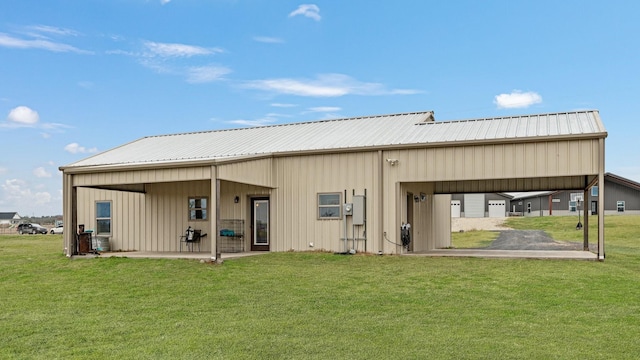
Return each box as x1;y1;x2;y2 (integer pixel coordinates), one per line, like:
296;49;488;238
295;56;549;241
62;173;77;257
211;165;221;262
597;138;605;260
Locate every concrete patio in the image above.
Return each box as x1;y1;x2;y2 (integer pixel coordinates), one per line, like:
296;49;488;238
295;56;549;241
73;251;267;261
407;249;598;260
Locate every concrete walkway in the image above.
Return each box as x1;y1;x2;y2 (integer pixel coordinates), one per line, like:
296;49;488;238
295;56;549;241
407;249;598;260
74;251;267;261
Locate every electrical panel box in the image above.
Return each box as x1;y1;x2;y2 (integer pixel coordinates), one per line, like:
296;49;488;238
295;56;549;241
343;203;353;216
352;195;366;225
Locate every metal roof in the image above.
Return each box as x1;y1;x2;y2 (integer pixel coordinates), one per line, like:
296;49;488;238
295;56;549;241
63;110;606;169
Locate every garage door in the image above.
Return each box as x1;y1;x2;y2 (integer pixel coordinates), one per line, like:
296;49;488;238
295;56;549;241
488;200;506;218
451;200;461;218
464;194;485;218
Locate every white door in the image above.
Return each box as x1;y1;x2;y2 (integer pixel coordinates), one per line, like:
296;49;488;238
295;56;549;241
451;200;461;218
464;194;485;218
488;200;506;218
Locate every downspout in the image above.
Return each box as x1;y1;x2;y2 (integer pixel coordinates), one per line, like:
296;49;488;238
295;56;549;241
378;150;384;254
548;194;552;216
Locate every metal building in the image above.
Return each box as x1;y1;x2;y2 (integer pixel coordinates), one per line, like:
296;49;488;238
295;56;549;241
59;110;608;259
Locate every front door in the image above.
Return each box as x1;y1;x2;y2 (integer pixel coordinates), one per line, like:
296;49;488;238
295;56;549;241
591;201;598;215
251;198;270;251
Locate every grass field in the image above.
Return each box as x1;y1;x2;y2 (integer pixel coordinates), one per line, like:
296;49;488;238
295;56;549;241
1;216;639;359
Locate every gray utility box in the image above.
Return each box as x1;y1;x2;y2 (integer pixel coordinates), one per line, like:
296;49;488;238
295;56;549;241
352;195;366;225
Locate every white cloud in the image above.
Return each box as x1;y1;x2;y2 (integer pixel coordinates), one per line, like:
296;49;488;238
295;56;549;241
243;73;421;97
23;25;80;38
228;117;279;127
289;4;321;21
494;90;542;109
271;103;297;108
227;112;295;127
0;167;7;175
64;143;98;154
143;41;223;57
1;179;52;207
186;65;232;83
161;0;171;4
7;106;39;125
0;32;91;54
308;106;341;112
253;36;284;44
33;167;52;178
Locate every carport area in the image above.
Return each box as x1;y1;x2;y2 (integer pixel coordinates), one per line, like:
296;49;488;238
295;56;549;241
408;217;598;260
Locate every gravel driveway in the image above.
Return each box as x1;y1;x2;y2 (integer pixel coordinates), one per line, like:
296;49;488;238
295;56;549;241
453;217;591;251
487;230;587;250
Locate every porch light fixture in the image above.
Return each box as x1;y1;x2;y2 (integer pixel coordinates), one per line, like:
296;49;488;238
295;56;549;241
234;196;240;203
386;158;398;166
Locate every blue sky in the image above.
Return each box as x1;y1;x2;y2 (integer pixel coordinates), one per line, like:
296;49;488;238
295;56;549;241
1;1;639;216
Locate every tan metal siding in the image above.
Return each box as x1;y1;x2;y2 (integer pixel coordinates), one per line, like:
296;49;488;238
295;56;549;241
272;152;380;253
388;139;600;183
76;188;145;251
145;180;211;252
432;195;452;249
73;167;211;186
218;158;274;187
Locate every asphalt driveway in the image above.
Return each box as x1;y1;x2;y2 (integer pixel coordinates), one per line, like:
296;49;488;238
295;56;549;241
486;230;590;251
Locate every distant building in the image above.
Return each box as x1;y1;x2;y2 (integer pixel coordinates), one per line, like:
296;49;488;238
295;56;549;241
0;212;22;226
450;193;513;218
510;173;640;216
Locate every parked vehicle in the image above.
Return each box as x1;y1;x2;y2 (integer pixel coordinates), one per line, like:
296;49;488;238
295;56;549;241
17;223;48;235
50;225;64;234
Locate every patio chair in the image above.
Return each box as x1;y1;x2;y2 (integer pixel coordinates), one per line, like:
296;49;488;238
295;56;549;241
179;227;206;252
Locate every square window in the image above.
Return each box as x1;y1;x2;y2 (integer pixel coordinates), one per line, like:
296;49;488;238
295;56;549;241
189;197;208;220
318;193;341;219
617;201;625;212
591;186;599;197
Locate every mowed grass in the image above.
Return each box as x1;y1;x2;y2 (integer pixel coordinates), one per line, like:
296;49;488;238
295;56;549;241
1;216;640;359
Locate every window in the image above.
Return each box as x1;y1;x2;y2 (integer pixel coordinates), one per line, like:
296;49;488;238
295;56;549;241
569;201;577;212
189;197;208;220
527;202;531;214
617;201;625;213
96;201;112;235
318;193;341;219
591;186;598;197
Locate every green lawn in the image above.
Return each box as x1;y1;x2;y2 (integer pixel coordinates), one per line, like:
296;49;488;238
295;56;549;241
1;216;640;359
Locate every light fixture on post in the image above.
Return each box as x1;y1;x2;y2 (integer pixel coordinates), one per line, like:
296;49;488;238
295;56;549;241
576;197;583;230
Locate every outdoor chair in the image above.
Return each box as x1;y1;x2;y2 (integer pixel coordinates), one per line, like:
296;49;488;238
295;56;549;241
179;228;207;252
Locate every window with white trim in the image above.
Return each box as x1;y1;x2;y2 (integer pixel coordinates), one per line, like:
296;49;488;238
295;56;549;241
96;201;112;235
188;197;208;220
591;186;598;197
617;201;625;212
318;193;341;219
569;201;577;212
527;202;531;214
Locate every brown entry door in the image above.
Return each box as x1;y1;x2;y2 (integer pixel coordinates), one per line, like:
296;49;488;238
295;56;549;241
251;198;270;251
